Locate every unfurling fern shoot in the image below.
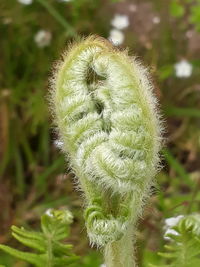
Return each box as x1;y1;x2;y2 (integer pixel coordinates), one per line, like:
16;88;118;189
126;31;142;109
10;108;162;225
50;36;162;267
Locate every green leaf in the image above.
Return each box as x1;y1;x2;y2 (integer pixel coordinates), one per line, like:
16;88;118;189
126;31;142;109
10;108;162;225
12;232;45;253
190;6;200;31
164;106;200;118
11;225;44;240
153;214;200;267
170;1;185;18
0;209;79;266
35;0;77;37
158;65;173;81
0;245;46;267
41;211;71;241
162;148;192;186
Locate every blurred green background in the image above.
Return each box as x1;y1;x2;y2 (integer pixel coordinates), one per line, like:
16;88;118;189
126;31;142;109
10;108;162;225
0;0;200;266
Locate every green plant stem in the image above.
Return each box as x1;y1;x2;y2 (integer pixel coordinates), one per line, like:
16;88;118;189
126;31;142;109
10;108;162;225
47;236;53;267
187;177;200;214
104;226;136;267
36;0;78;38
162;148;192;186
164;106;200;118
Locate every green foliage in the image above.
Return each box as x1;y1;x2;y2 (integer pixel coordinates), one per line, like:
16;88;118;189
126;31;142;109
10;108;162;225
190;4;200;31
0;210;79;267
170;0;185;18
169;0;200;32
81;251;103;266
153;214;200;267
158;65;174;81
162;148;192;186
1;0;200;266
35;0;77;37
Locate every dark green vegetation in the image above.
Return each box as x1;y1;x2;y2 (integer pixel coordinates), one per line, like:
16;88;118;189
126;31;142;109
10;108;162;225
0;210;79;266
0;0;200;266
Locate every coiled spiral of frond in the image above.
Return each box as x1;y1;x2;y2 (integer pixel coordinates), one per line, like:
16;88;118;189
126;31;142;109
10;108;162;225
50;36;161;247
84;198;129;246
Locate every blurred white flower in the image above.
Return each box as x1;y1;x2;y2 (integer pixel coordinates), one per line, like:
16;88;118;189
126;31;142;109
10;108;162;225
57;0;72;2
45;209;53;217
164;215;184;240
34;30;52;48
111;14;129;30
18;0;33;5
108;29;124;46
54;140;63;149
165;215;184;228
165;228;179;239
152;16;160;24
174;60;193;78
100;264;106;267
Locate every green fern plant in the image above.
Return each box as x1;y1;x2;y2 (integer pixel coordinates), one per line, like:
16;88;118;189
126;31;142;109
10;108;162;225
0;209;79;267
50;35;162;266
152;214;200;267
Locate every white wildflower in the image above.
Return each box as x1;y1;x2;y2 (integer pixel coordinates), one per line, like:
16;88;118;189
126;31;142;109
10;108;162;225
45;209;53;217
165;228;179;239
34;30;52;48
165;215;184;228
152;16;160;24
18;0;33;5
174;60;193;78
164;215;184;240
100;264;106;267
111;14;129;30
108;29;124;46
57;0;72;2
54;140;63;149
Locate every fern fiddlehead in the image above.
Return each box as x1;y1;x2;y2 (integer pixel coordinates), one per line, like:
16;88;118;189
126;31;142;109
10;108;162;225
50;36;162;266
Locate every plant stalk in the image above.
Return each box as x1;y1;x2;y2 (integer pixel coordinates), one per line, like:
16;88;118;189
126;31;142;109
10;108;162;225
104;226;136;267
47;236;53;267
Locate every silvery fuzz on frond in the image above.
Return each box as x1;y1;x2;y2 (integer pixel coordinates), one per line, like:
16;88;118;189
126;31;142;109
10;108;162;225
49;36;162;263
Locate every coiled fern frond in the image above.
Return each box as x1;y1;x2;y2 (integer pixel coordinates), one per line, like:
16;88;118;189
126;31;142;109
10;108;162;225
50;35;162;266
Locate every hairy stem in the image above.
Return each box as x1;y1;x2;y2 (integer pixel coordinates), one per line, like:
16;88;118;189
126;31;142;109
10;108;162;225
104;226;136;267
